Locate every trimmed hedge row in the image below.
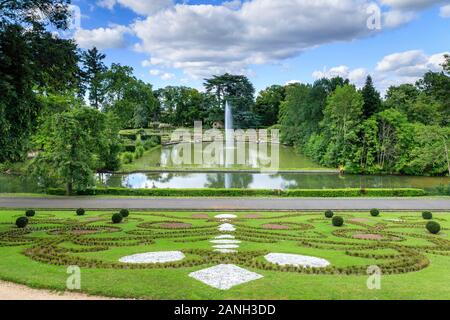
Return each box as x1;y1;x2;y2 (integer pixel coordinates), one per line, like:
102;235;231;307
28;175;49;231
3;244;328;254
47;187;426;197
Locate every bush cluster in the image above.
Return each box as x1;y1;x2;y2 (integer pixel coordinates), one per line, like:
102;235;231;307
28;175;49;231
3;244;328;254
25;210;36;217
426;221;441;234
76;208;85;216
112;213;123;224
16;217;29;228
332;216;344;227
370;209;380;217
324;210;334;218
422;211;433;220
120;209;130;218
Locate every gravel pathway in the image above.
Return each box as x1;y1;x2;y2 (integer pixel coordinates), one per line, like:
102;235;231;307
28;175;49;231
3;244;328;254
0;280;116;300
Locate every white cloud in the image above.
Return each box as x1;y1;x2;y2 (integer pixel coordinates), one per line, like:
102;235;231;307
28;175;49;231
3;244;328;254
97;0;116;10
440;4;450;17
97;0;173;15
380;0;447;10
149;69;175;81
313;66;368;87
223;0;242;10
379;0;449;27
133;0;380;78
74;25;130;50
315;51;448;94
285;80;301;85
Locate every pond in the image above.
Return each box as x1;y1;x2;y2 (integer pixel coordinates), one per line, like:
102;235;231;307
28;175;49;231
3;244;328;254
1;172;449;193
123;143;322;170
97;172;450;190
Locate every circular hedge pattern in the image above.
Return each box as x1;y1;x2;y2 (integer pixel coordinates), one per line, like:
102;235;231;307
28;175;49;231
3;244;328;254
0;211;448;278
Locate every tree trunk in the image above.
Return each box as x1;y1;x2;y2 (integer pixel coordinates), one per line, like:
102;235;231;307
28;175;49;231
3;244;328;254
66;182;73;196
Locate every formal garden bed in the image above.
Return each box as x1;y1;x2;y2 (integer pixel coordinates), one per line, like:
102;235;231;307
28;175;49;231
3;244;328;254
0;209;449;299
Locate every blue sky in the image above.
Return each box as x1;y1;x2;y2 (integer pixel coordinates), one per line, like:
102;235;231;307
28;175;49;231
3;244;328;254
69;0;450;94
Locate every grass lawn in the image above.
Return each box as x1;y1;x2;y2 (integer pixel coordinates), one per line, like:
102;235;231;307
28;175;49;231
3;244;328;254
0;210;449;300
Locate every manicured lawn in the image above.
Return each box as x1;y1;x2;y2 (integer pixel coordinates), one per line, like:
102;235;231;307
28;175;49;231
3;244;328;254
0;210;449;299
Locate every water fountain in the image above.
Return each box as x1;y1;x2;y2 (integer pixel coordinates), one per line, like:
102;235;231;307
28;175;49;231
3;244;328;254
224;101;233;189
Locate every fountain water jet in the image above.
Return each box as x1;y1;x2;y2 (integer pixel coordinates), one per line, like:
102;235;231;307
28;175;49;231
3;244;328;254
224;101;234;188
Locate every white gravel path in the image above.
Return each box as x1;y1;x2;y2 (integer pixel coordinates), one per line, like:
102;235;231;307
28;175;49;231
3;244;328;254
210;239;241;244
218;223;236;232
189;264;263;290
214;234;235;239
215;214;237;219
264;253;330;268
119;251;185;264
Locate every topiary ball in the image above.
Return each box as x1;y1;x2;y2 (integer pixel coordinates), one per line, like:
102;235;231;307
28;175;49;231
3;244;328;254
325;210;334;218
120;209;129;218
370;209;380;217
76;208;85;216
25;210;35;217
422;211;433;220
16;217;29;228
426;221;441;234
112;213;123;224
332;216;344;227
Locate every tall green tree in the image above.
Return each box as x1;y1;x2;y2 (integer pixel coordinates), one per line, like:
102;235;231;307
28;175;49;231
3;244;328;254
31;107;109;194
254;85;285;127
361;75;381;118
321;84;364;167
0;0;76;162
156;86;208;127
204;73;257;128
0;0;70;28
81;47;106;108
102;64;158;129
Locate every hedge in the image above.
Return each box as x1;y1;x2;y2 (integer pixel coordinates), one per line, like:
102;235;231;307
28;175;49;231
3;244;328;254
47;188;426;197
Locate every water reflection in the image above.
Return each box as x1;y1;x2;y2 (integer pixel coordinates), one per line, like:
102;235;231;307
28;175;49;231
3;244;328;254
97;172;450;190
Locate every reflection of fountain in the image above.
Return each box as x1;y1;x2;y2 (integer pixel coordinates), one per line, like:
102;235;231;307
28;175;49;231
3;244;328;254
225;101;234;189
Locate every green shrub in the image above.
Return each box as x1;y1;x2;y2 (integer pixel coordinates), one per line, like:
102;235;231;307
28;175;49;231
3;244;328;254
422;211;433;220
112;213;123;224
47;188;426;198
324;210;334;218
121;152;134;164
332;216;344;227
143;136;160;150
134;146;145;159
426;221;441;234
370;209;380;217
25;210;36;217
76;208;85;216
120;209;129;218
16;217;29;228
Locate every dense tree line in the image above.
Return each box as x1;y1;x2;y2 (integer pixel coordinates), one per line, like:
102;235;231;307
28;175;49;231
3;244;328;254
279;56;450;176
